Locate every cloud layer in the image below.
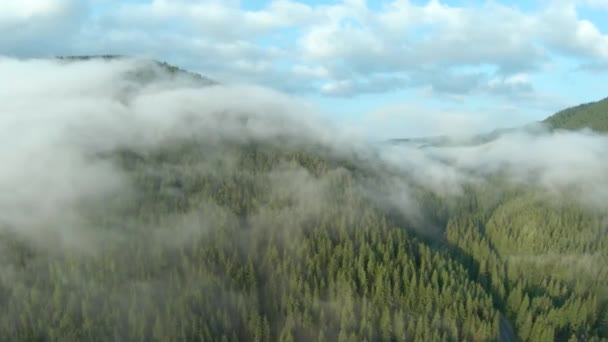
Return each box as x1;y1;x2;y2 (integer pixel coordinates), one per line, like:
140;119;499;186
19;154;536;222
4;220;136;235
0;57;342;249
1;0;607;101
1;57;607;255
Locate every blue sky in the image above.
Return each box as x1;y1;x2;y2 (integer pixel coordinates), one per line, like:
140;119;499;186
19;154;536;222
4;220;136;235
1;0;607;138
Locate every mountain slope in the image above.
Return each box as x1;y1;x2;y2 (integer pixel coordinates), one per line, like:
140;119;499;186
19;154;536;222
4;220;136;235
1;57;607;342
544;97;608;132
57;55;217;86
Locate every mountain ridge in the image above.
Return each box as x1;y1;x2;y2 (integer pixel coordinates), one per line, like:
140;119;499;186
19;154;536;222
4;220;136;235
1;56;607;341
56;55;217;86
544;96;608;132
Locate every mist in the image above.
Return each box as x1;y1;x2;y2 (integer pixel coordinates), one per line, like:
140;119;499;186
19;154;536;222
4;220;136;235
1;56;607;252
1;56;607;341
380;127;608;211
0;57;348;249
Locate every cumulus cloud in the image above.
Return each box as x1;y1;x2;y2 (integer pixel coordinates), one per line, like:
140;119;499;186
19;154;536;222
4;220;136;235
578;0;608;9
0;0;87;56
299;1;544;72
2;0;607;102
540;2;608;61
320;75;409;96
295;0;607;99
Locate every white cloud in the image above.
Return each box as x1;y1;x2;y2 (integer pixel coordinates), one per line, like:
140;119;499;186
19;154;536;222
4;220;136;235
320;76;408;96
578;0;608;9
104;0;314;41
295;0;608;96
486;73;533;95
0;57;346;248
298;1;545;73
344;103;527;139
1;0;607;99
292;64;330;79
540;3;608;61
0;0;70;20
0;0;87;56
379;126;608;210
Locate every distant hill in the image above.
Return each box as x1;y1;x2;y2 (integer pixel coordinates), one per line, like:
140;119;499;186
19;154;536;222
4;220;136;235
56;55;217;87
544;96;608;132
389;96;608;147
386;124;547;148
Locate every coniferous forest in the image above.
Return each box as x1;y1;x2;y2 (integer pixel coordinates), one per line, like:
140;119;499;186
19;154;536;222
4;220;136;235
0;58;607;341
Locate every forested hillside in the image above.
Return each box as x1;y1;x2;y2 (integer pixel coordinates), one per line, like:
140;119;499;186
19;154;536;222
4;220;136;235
545;97;608;132
2;134;606;341
0;58;607;341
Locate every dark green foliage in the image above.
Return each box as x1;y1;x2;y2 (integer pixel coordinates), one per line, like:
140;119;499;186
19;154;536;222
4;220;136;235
0;135;606;341
446;186;608;341
545;97;608;132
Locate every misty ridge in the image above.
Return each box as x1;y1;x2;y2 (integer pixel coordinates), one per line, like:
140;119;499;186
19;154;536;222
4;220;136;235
0;56;607;341
2;57;606;235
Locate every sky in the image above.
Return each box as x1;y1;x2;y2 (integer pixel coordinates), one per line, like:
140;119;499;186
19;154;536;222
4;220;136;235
1;0;607;138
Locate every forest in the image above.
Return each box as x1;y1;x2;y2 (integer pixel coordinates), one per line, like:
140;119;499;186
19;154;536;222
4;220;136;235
0;58;607;341
545;97;608;133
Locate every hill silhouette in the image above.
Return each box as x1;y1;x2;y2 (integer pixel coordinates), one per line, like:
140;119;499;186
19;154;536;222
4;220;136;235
545;97;608;132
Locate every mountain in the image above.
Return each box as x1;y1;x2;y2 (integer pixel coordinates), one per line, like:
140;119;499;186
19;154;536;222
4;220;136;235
544;96;608;132
57;55;217;86
1;58;607;342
